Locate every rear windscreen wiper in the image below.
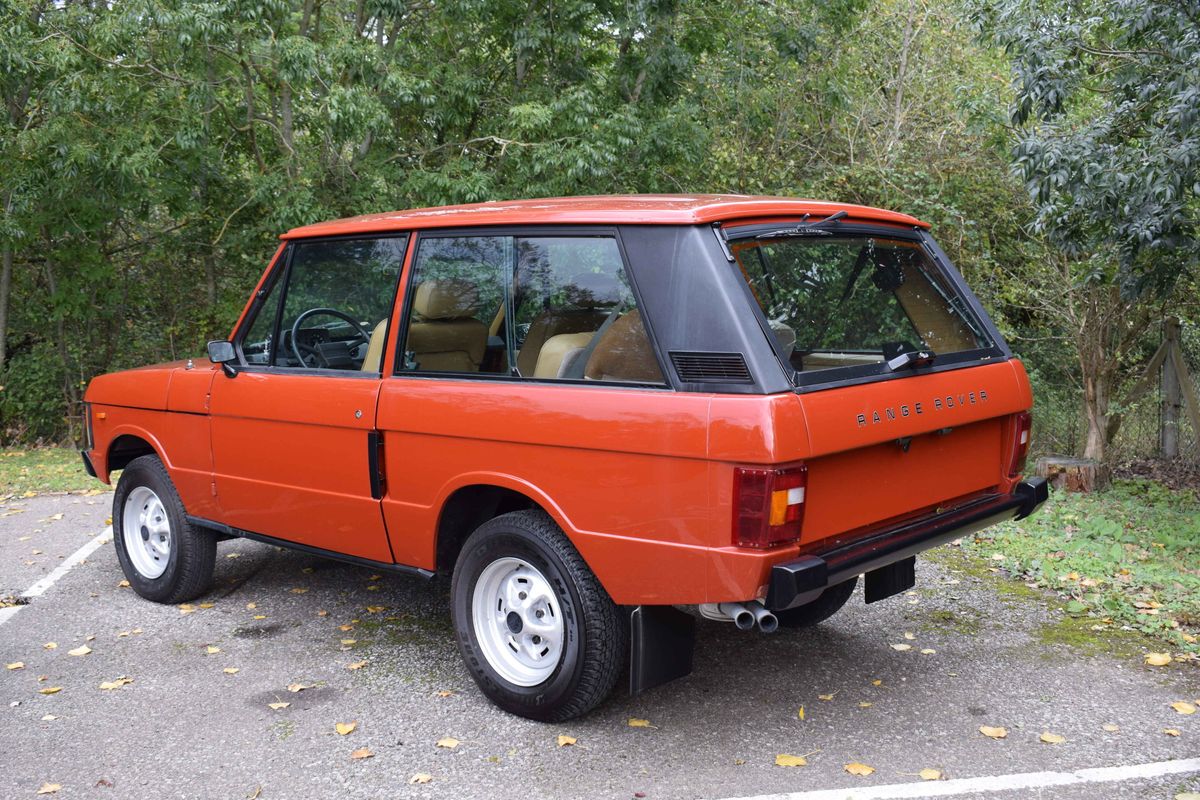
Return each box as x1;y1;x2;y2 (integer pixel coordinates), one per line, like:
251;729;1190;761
755;210;848;239
887;349;936;371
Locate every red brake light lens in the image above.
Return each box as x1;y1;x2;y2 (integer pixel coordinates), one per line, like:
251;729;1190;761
732;464;807;548
1008;412;1032;478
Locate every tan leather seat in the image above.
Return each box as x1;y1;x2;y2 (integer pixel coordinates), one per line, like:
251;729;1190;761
583;309;663;383
405;280;487;372
517;311;607;376
534;332;594;378
360;319;388;372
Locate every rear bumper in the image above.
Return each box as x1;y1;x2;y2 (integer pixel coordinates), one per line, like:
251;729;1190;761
766;477;1049;612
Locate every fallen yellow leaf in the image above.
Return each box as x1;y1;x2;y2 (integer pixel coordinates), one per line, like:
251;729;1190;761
199;602;215;609
1040;732;1065;744
1164;728;1181;736
36;783;61;795
797;705;805;721
919;768;942;780
290;588;308;594
775;754;808;767
336;722;358;736
223;668;240;675
366;606;385;613
1102;723;1120;732
890;643;912;652
6;662;24;670
979;726;1008;739
347;660;368;671
627;718;654;728
99;676;133;690
246;602;257;609
871;679;882;686
286;683;312;693
117;580;130;588
268;702;290;710
1170;701;1197;715
38;687;62;695
253;615;266;620
339;624;355;632
317;610;329;617
557;735;577;747
818;692;836;701
350;747;374;760
205;646;220;655
340;639;357;646
1145;652;1172;666
43;642;57;650
858;702;873;708
409;773;432;785
844;762;875;776
40;714;57;721
435;690;454;698
903;632;916;640
920;648;937;655
436;737;460;749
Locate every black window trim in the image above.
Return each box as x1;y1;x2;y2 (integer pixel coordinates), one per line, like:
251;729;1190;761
390;224;677;391
231;232;412;379
721;221;1010;393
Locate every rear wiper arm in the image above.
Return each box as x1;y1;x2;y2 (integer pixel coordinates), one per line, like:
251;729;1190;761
887;349;936;371
755;210;848;239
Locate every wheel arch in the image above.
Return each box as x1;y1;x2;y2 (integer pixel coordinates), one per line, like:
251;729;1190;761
105;429;166;477
433;476;579;576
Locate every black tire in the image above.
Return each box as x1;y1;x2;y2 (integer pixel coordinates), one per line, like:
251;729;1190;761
775;576;858;629
112;455;216;604
451;510;626;722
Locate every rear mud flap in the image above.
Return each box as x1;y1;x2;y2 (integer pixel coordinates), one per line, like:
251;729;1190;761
629;605;695;695
864;555;916;604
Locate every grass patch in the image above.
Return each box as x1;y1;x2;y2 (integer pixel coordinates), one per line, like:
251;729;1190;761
0;447;105;498
966;478;1200;654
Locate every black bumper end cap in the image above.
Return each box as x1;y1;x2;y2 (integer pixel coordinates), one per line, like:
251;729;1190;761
80;450;97;479
765;555;827;613
1014;477;1048;520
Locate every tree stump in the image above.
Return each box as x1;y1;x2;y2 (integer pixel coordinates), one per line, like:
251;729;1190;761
1035;456;1110;493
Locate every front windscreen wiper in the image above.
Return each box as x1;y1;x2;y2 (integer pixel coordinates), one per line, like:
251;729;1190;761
755;210;848;239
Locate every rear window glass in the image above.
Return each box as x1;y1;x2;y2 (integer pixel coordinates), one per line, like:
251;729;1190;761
730;235;990;377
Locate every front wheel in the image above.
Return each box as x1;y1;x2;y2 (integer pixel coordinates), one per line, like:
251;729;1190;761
451;510;626;721
113;455;216;604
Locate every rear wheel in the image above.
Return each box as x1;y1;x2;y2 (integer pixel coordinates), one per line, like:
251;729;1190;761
775;576;858;629
451;510;625;721
113;455;216;604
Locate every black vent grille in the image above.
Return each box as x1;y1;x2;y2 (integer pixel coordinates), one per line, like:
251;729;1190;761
669;351;753;383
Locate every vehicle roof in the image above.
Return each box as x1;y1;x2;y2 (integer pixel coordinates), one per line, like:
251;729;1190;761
281;194;929;239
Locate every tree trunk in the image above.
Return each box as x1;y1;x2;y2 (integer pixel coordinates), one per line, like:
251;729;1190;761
0;244;10;372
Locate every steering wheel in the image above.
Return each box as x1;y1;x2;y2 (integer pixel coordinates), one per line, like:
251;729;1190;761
289;307;372;368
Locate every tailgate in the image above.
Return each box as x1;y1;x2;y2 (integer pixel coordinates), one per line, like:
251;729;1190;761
793;360;1029;548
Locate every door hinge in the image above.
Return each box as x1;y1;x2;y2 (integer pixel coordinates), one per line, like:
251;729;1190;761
367;431;386;500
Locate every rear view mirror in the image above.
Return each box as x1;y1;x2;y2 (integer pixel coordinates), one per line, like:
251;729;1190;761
207;340;239;377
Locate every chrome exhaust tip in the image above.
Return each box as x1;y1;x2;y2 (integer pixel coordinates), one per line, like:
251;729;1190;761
748;602;779;633
716;602;756;631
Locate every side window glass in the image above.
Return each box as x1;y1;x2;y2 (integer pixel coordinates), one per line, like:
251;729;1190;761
398;236;509;374
241;271;284;366
512;237;664;384
271;237;407;371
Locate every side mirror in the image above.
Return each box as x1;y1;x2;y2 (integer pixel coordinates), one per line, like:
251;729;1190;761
207;340;239;377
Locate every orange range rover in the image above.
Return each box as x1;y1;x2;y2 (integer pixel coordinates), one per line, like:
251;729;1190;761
81;195;1047;720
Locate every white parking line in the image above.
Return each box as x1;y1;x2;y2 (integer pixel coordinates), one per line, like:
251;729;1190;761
0;526;113;628
713;757;1200;800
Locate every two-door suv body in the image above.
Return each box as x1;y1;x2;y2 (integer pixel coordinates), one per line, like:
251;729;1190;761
82;195;1046;720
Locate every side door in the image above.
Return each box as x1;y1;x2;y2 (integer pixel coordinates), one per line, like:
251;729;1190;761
208;234;409;562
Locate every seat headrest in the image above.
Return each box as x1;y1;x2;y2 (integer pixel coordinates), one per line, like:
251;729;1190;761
413;280;481;320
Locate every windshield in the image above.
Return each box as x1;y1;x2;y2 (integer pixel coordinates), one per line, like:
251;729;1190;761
731;234;990;378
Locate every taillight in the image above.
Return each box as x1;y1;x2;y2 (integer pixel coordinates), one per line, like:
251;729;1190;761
1008;411;1032;478
732;464;807;548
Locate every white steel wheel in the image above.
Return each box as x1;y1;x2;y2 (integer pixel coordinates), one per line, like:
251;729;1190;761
122;485;171;579
471;556;565;686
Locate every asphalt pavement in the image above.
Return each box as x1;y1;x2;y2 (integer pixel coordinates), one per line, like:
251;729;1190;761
0;492;1197;800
